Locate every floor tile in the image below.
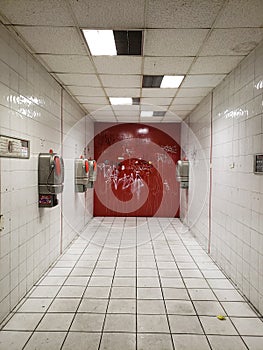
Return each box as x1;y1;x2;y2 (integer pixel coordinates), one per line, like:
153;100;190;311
161;277;185;288
112;277;136;287
169;315;203;334
180;269;203;278
39;276;67;286
188;288;217;301
70;313;105;332
200;316;238;335
78;299;108;313
57;286;85;298
89;276;113;287
108;299;136;313
64;276;89;286
48;298;80;313
137;333;173;350
213;289;245;302
165;300;196;315
100;333;136;350
137;299;166;314
62;332;101;350
137;314;170;333
207;278;235;289
162;288;189;300
137;277;160;288
111;286;136;299
222;302;258;317
17;298;53;313
184;278;210;289
36;313;74;331
84;287;110;299
104;314;136;332
193;301;225;316
0;331;31;350
3;313;43;331
29;286;60;298
172;335;210;350
137;287;163;299
242;336;263;349
231;317;263;336
208;335;247;350
23;332;66;350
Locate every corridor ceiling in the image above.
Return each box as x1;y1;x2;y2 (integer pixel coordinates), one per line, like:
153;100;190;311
0;0;262;123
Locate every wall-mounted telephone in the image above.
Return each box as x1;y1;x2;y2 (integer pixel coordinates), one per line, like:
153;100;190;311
38;150;64;207
176;160;189;189
87;160;97;188
75;157;89;192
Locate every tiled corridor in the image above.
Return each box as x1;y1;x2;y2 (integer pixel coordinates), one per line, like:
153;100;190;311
0;218;262;350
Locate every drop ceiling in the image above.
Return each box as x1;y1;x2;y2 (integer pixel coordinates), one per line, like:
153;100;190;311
0;0;262;123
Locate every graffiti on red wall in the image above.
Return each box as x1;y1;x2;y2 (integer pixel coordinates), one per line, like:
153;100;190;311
94;123;180;217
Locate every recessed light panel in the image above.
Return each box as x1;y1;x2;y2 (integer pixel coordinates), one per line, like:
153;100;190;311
161;75;184;88
82;30;117;55
143;75;164;88
113;31;142;55
110;97;132;105
141;111;153;117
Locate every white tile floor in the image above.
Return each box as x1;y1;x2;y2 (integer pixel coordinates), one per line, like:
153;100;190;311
0;217;263;350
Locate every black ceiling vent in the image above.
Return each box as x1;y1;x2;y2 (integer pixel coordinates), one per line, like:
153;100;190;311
142;75;164;88
153;111;166;117
113;31;142;55
132;98;140;105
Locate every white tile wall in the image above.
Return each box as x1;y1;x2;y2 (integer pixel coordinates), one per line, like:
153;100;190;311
181;40;263;314
0;24;94;323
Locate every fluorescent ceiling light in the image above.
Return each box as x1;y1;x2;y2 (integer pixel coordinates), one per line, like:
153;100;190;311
82;30;117;55
161;75;184;88
141;111;153;117
110;97;132;105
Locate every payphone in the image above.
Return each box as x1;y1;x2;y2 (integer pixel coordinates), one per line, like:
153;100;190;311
38;150;64;207
176;160;189;189
87;159;97;188
75;157;89;192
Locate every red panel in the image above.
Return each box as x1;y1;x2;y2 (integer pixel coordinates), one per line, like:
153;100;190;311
94;123;180;217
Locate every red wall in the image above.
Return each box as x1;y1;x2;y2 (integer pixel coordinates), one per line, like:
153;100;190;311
94;123;181;217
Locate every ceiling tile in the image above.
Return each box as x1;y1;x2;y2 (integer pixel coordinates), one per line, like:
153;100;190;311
117;117;139;122
114;110;140;116
215;0;263;28
76;96;108;105
172;97;204;105
0;0;74;25
100;75;141;88
167;109;191;117
38;55;94;73
14;26;86;54
141;97;173;106
143;57;193;75
170;104;197;111
140;118;163;122
82;104;109;112
141;105;167;111
105;88;140;97
142;88;177;98
199;28;263;56
176;87;212;97
112;105;139;112
181;75;226;88
56;75;100;87
144;29;209;56
146;0;224;28
68;87;105;97
69;0;145;28
189;56;243;74
93;57;142;75
91;110;115;117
